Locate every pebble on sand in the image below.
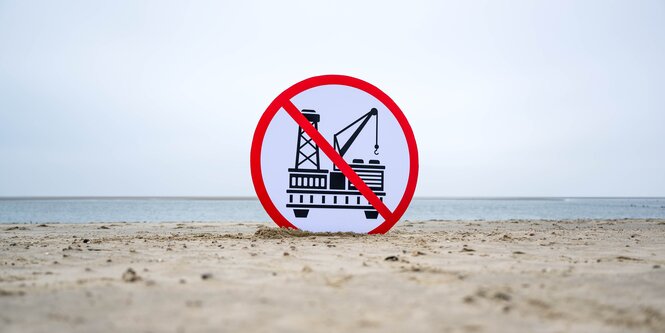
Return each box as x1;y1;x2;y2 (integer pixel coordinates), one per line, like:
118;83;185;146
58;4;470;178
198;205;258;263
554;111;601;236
122;268;141;282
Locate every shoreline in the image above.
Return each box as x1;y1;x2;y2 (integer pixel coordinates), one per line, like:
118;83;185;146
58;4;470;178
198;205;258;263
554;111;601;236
1;219;664;332
2;196;665;200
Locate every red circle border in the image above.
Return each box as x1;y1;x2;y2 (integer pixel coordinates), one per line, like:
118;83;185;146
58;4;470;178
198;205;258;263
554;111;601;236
250;74;419;234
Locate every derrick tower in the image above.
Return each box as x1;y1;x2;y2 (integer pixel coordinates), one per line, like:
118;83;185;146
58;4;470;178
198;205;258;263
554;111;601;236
294;109;321;170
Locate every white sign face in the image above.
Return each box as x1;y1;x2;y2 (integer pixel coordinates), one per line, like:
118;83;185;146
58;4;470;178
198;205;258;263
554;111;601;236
251;75;418;234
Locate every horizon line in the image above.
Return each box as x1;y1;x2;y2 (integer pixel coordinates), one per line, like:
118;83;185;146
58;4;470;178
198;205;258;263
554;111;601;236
1;196;664;200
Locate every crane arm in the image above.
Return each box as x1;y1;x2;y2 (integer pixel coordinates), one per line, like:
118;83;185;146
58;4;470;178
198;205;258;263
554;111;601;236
333;108;379;158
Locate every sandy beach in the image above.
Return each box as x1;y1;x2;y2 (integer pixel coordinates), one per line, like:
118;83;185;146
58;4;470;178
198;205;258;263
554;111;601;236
1;219;664;333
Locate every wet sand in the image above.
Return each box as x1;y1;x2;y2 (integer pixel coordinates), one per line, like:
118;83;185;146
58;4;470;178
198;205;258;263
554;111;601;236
1;219;664;333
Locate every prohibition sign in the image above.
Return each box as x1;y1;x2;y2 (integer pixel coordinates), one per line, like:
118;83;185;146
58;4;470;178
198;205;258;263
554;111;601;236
251;75;418;234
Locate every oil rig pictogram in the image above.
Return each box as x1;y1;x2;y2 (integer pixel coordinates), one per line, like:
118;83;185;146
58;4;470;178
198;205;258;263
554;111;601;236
286;108;385;219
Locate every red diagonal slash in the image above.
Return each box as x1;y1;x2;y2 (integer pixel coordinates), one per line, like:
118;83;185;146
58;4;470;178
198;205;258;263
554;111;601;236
279;97;394;221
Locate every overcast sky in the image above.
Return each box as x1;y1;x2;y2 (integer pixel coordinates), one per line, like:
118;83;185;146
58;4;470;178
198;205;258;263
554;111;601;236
1;1;664;197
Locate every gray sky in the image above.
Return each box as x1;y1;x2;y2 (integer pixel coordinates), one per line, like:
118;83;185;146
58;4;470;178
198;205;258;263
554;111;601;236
1;0;664;197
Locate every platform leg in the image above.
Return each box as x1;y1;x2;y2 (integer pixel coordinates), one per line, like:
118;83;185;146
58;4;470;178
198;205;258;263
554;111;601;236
364;210;379;219
294;209;309;218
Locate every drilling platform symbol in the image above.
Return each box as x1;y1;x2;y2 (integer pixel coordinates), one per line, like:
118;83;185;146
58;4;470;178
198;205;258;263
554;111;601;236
286;108;385;219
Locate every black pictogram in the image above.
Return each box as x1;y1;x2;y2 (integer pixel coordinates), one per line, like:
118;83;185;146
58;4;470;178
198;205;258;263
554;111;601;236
286;108;386;219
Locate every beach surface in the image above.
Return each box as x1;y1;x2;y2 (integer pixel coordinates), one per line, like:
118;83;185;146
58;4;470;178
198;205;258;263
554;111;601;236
1;219;664;333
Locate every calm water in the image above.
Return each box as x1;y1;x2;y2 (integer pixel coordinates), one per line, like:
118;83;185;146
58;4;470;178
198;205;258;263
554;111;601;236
1;198;664;224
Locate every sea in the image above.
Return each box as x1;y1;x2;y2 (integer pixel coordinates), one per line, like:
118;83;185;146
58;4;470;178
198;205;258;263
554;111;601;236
1;197;664;224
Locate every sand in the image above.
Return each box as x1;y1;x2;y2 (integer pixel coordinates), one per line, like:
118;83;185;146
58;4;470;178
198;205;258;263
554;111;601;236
1;219;664;333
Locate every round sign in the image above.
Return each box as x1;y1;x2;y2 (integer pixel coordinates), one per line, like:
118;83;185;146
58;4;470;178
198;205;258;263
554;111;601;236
251;75;418;234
